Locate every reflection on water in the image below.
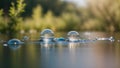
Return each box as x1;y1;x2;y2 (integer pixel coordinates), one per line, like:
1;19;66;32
68;42;80;49
8;44;21;50
41;42;55;48
0;32;120;68
41;41;118;68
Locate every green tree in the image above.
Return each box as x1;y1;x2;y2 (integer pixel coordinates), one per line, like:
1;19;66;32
0;0;68;17
6;0;26;38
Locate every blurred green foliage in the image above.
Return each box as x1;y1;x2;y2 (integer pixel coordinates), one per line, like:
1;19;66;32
87;0;120;32
0;0;120;37
0;0;26;38
0;0;67;16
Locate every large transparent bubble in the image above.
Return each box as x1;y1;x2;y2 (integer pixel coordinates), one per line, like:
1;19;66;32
67;31;80;42
40;29;54;39
40;29;54;42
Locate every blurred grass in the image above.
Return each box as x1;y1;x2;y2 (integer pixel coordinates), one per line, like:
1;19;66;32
0;0;120;38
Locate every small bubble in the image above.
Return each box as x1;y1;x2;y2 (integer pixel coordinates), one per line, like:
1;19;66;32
3;44;8;46
22;36;29;41
118;40;120;42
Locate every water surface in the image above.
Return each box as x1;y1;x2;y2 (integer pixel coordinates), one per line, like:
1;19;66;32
0;32;120;68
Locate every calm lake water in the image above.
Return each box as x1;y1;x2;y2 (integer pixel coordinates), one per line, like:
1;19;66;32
0;32;120;68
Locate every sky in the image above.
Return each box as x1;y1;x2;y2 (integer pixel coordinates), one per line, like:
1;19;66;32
62;0;87;7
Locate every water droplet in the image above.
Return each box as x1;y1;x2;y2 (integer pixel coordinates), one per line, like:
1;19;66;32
67;31;80;42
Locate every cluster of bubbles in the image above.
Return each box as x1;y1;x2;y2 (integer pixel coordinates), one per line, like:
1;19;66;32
1;29;116;49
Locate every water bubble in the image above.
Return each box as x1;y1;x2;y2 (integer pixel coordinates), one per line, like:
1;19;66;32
7;39;22;50
2;41;8;46
55;37;65;41
109;36;115;42
67;31;80;42
22;36;29;41
8;39;21;45
118;40;120;42
41;29;54;38
40;29;54;42
3;44;8;46
55;37;67;46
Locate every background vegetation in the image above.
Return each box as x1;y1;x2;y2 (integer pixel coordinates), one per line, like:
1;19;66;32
0;0;120;38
